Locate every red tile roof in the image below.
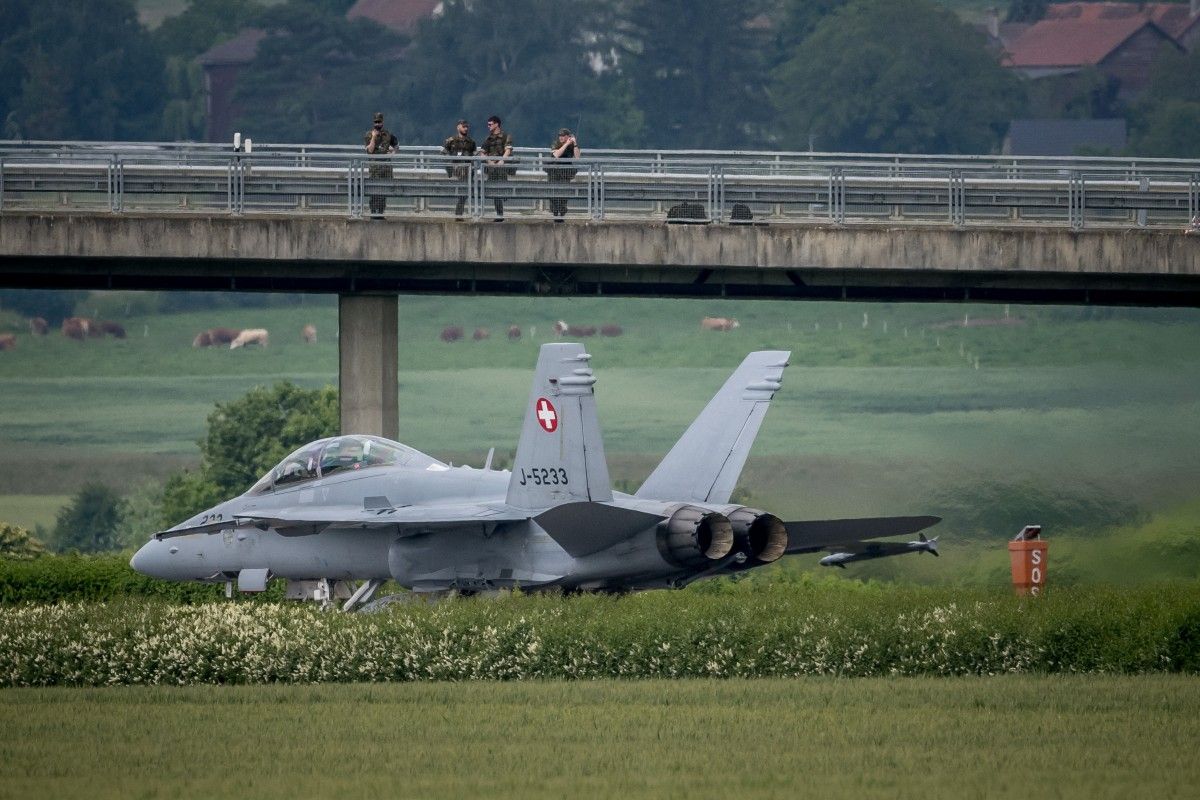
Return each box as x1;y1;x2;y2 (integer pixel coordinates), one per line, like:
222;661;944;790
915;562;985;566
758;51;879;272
347;0;441;33
1002;3;1194;68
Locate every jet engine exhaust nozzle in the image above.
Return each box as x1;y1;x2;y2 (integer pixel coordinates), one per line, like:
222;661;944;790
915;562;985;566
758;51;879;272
727;508;788;564
658;506;734;567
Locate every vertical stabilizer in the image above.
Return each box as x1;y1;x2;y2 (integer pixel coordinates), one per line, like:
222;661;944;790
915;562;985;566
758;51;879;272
636;351;790;504
507;343;613;509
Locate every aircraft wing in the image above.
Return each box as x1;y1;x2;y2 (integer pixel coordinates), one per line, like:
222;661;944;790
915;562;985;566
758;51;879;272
783;516;941;553
156;502;532;539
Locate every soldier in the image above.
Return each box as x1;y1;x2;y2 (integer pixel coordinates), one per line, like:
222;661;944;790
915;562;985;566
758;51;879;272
480;115;514;222
441;119;476;220
363;112;398;219
547;127;580;221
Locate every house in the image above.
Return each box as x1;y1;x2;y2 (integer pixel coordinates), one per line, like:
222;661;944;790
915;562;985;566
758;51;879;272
198;29;266;144
999;2;1196;100
197;1;441;143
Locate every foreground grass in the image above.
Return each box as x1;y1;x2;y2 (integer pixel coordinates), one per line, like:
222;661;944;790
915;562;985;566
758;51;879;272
2;583;1197;685
1;677;1197;799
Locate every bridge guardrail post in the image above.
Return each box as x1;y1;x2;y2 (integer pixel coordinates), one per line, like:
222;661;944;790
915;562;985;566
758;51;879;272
828;167;845;223
107;155;124;213
949;170;965;227
588;164;606;222
708;165;725;223
471;160;484;221
346;159;361;219
228;156;247;216
1137;176;1149;227
1068;171;1085;231
1189;173;1198;224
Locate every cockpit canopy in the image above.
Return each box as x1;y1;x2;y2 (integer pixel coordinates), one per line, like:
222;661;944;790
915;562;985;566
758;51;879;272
247;435;446;494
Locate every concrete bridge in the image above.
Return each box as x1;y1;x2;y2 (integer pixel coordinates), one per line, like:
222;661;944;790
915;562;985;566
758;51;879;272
2;143;1198;436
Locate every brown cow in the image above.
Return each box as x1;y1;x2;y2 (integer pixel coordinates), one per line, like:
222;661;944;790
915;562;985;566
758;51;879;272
440;325;464;343
192;331;213;348
0;333;16;351
98;320;126;339
600;324;623;337
62;317;90;340
209;327;240;346
473;327;490;341
701;316;739;332
507;325;521;341
302;324;317;344
230;328;269;349
28;317;48;336
554;320;597;337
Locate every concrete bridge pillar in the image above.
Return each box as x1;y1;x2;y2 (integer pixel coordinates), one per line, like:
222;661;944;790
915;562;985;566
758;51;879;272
338;294;398;439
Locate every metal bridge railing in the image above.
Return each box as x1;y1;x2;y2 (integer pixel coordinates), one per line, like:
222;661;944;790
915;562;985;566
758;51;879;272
1;144;1199;230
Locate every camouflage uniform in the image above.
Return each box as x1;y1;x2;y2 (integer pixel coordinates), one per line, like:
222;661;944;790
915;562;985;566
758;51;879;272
363;114;398;217
442;128;476;218
481;125;514;219
547;135;579;218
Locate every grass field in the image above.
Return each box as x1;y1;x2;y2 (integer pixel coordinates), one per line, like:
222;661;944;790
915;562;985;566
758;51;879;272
1;677;1198;799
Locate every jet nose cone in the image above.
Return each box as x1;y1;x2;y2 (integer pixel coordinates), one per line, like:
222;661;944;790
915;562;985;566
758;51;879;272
130;539;164;577
130;543;148;573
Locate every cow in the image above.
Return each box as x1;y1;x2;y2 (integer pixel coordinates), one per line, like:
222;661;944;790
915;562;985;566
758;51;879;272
302;324;317;344
600;324;623;337
230;328;269;349
554;320;597;337
209;327;241;346
701;316;739;332
0;333;16;351
472;327;490;341
192;331;213;348
28;318;48;336
440;325;464;343
98;321;126;339
507;325;521;341
62;317;91;341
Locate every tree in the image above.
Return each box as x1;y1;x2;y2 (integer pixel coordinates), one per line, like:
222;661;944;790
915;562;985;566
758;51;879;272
153;0;266;62
390;0;643;147
773;0;850;57
153;0;267;141
773;0;1026;154
161;382;339;524
52;484;123;553
1130;46;1200;158
0;0;166;140
113;481;167;551
1006;0;1049;23
0;522;45;560
620;0;773;149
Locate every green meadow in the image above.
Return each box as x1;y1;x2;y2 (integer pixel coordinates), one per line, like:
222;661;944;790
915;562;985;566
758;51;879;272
1;293;1199;582
2;677;1199;799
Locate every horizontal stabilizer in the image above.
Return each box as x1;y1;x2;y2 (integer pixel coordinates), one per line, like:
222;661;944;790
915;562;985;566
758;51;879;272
534;501;665;558
785;515;941;554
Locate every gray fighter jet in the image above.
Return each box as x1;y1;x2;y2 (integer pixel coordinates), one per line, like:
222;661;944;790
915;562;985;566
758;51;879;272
131;344;941;609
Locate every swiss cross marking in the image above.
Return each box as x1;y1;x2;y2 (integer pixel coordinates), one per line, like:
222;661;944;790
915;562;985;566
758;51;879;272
535;397;558;432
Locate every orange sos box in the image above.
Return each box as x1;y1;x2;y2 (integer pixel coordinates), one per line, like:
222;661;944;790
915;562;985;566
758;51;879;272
1008;539;1048;596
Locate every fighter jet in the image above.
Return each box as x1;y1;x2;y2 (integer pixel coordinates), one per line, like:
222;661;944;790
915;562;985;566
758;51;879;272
819;533;939;568
131;344;941;609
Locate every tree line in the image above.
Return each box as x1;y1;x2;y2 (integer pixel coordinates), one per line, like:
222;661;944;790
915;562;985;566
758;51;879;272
1;0;1197;156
